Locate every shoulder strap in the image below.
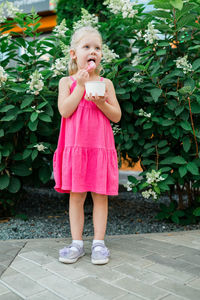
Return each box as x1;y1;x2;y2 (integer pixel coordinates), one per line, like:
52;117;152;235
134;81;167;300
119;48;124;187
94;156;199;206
100;77;103;81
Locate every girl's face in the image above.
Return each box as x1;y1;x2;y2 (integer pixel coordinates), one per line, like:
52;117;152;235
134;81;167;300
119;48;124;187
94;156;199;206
72;33;102;72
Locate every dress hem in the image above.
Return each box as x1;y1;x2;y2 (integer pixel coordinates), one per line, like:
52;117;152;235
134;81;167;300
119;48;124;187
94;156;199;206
54;185;118;196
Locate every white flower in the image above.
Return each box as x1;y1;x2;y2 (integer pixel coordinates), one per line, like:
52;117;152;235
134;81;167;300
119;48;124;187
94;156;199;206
0;66;8;87
0;1;22;22
142;189;157;200
174;55;192;74
102;44;119;63
73;8;99;31
146;169;164;184
104;0;138;19
129;73;143;84
33;144;47;152
131;54;141;67
138;108;151;118
111;124;121;135
51;56;69;77
31;106;44;114
144;23;159;44
27;70;44;95
59;41;70;57
124;180;134;191
53;19;69;38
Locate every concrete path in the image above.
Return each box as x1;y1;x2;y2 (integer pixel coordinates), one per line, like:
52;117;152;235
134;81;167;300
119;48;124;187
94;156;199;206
0;230;200;300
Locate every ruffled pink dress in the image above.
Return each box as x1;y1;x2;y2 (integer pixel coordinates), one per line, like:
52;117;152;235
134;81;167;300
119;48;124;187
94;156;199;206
53;76;119;195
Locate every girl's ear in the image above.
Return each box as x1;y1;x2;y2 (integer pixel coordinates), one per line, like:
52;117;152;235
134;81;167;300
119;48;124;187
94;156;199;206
70;49;76;60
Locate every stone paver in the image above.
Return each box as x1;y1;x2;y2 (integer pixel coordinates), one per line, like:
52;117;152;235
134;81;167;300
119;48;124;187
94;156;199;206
0;230;200;299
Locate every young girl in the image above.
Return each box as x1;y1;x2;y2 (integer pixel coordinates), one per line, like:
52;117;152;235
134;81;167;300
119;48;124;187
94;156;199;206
53;26;121;265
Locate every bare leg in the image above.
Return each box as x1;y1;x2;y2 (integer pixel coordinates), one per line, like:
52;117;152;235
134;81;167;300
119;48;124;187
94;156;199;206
69;192;87;240
91;192;108;240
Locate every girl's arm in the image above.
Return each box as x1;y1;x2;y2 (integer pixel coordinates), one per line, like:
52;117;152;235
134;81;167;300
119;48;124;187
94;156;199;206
96;79;122;123
58;70;89;118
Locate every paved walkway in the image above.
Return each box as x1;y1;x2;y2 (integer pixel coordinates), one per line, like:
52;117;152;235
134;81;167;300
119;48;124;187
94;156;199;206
0;230;200;300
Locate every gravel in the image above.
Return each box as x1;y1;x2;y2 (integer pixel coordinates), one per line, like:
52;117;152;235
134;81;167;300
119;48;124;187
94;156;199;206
0;186;200;240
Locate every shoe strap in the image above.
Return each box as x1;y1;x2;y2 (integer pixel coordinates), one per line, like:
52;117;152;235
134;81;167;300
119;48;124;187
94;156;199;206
92;243;106;250
70;242;83;252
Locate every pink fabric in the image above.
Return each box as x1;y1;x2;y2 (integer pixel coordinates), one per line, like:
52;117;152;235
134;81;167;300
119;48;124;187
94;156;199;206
53;77;119;195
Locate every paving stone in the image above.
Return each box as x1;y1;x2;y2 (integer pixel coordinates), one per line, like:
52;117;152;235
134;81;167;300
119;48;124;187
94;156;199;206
0;265;6;277
74;259;123;282
160;294;188;300
179;254;200;266
114;276;168;300
11;258;52;281
184;265;200;276
75;292;107;300
1;267;19;279
44;261;87;280
146;263;195;283
27;290;63;300
38;274;87;299
77;276;126;299
1;271;45;297
19;251;56;266
0;291;23;299
113;263;164;284
145;253;192;272
110;240;152;257
187;277;200;290
0;282;10;295
155;278;200;299
116;293;146;300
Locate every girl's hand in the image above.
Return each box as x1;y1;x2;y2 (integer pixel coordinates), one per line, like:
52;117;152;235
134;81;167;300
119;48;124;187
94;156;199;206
76;69;89;87
85;91;108;106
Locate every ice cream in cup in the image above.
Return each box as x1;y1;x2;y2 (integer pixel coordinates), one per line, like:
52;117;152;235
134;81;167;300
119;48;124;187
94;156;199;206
85;81;106;97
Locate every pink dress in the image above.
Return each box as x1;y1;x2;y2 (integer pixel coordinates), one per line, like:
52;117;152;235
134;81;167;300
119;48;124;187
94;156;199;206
53;76;119;195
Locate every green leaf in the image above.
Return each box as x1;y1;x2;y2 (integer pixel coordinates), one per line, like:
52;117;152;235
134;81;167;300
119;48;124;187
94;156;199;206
187;162;199;175
38;113;52;122
179;165;187;177
123;102;133;113
0;174;10;190
156;50;166;56
158;140;168;148
179;121;192;131
178;86;191;94
20;96;34;109
193;207;200;216
192;58;200;71
11;163;32;176
173;156;187;164
170;0;183;10
150;88;162;102
28;119;38;131
175;106;184;116
161;119;175;126
1;114;16;122
7;177;21;193
0;105;15;113
182;136;191;152
30;112;38;122
23;149;32;159
31;149;38;161
171;214;179;224
0;129;4;137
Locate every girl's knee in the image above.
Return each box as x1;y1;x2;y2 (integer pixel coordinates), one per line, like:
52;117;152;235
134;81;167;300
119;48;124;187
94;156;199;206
70;192;87;201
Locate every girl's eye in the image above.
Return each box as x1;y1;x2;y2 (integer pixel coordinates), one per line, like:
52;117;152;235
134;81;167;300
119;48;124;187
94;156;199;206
84;45;89;48
96;47;100;50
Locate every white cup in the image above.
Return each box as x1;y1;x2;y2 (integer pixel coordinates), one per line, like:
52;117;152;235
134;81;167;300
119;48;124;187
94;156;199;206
85;81;105;97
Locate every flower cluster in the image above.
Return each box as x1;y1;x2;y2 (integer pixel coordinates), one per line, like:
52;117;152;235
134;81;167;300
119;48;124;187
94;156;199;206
138;108;151;118
73;8;98;31
51;57;68;77
124;180;134;192
111;124;121;135
146;169;164;184
129;73;143;84
27;70;44;95
0;66;8;87
33;144;47;152
174;55;192;74
53;19;69;38
131;54;141;67
144;23;159;44
102;44;119;63
0;1;22;23
142;170;165;201
59;41;70;57
104;0;138;18
142;189;157;200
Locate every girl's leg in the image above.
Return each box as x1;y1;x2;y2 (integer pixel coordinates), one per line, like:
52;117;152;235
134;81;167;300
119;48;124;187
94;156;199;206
91;192;108;240
69;192;87;240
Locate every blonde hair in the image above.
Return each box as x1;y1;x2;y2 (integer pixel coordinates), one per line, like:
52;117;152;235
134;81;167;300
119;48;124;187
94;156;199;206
68;26;103;75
